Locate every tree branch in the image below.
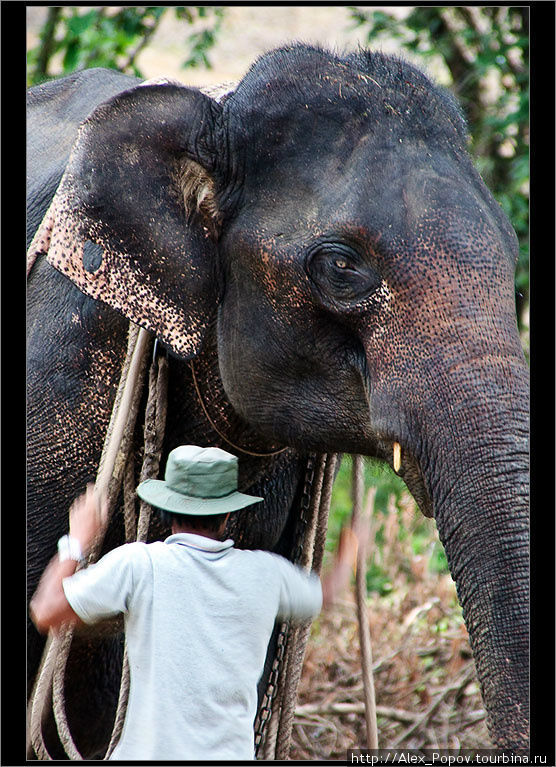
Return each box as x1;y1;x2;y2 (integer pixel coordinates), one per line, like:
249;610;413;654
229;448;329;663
295;701;420;724
35;7;62;79
121;14;163;72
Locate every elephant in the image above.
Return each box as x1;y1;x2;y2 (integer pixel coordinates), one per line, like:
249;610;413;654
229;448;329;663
27;44;529;756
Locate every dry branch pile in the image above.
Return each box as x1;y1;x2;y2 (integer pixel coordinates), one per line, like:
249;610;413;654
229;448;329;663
290;494;490;760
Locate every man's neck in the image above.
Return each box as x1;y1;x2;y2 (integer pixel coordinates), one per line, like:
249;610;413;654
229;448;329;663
171;524;221;540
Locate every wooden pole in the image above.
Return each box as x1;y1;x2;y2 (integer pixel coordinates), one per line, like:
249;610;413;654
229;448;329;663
352;456;379;750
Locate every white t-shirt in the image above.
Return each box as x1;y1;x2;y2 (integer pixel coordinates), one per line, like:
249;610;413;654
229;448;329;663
62;532;322;761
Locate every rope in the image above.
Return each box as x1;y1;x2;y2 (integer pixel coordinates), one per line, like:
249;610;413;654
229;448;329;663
189;360;288;458
28;322;338;761
123;455;138;542
255;452;323;760
257;454;325;761
273;453;338;761
94;325;151;504
27;76;238;761
105;351;168;758
27;635;57;759
52;631;82;760
260;454;377;760
27;324;154;760
104;648;131;759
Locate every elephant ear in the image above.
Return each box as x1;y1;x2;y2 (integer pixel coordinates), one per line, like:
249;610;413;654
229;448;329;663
28;82;231;359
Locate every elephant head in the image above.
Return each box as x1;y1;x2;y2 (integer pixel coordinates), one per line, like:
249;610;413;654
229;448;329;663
30;45;529;749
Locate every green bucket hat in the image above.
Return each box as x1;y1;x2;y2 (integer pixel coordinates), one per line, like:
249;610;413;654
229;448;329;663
136;445;263;516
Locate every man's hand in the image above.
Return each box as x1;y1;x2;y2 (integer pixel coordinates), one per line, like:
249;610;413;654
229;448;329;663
69;484;108;556
321;526;359;609
29;485;107;634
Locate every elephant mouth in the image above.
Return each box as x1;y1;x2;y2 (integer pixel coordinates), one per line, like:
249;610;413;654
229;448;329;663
374;434;434;518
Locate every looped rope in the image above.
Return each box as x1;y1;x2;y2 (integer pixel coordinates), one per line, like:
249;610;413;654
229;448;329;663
105;350;168;759
27;75;335;762
52;631;82;760
189;360;288;458
27;322;337;761
27;324;164;760
28;635;58;760
256;453;338;760
257;455;378;759
275;454;337;760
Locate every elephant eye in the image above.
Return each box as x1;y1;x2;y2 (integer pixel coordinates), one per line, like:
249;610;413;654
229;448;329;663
306;244;382;309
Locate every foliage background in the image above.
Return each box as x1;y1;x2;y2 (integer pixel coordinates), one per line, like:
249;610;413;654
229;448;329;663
27;6;529;754
26;6;529;336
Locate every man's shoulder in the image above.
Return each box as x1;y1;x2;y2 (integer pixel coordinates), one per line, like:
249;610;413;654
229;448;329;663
231;547;280;563
101;540;153;568
119;540;152;554
236;548;310;580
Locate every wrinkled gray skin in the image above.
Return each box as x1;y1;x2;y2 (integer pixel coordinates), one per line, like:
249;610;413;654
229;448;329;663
27;45;528;757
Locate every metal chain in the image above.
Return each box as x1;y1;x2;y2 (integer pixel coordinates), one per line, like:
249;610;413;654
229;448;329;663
292;454;317;566
274;454;337;760
253;452;317;757
253;624;289;754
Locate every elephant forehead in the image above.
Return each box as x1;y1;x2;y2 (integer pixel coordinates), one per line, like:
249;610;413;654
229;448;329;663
236;131;514;262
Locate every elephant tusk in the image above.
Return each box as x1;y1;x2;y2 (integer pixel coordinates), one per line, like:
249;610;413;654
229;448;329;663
393;442;401;473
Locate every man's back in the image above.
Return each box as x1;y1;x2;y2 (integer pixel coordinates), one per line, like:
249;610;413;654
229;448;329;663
63;532;322;760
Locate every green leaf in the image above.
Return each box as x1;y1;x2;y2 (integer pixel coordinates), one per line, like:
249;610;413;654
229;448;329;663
66;10;98;37
62;40;80;72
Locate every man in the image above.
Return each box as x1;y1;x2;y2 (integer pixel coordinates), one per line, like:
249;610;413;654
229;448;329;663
30;445;324;761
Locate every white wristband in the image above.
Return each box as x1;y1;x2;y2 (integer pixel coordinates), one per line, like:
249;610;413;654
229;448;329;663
57;535;85;563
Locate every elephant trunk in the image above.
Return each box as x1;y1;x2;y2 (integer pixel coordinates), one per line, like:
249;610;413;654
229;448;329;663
426;362;529;749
